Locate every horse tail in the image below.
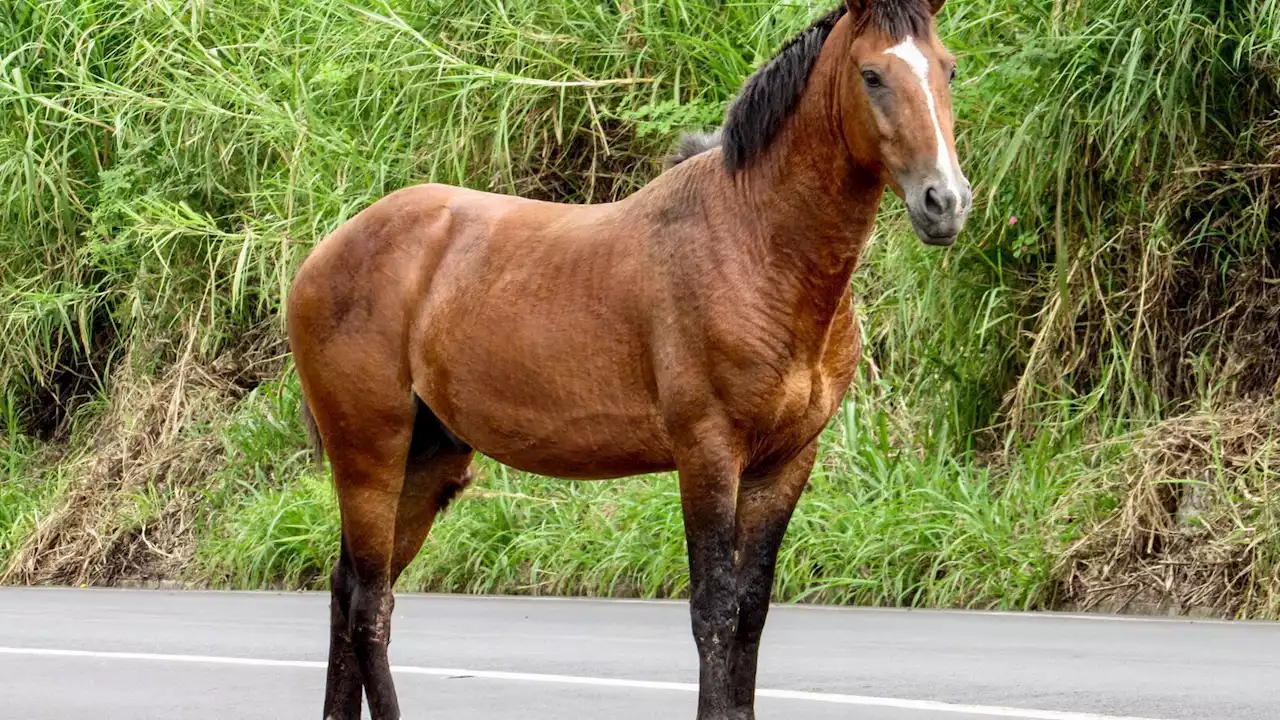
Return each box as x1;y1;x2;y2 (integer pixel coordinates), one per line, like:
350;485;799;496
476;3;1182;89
665;129;723;169
300;398;326;466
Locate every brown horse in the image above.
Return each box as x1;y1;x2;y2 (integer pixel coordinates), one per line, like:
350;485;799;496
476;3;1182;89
287;0;969;718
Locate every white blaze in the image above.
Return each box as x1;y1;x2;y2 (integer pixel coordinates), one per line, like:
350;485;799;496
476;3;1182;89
885;37;959;198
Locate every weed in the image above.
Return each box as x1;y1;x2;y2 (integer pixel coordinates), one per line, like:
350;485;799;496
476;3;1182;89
3;0;1279;615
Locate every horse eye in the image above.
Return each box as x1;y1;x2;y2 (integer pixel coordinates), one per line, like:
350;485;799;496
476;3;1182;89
861;70;883;89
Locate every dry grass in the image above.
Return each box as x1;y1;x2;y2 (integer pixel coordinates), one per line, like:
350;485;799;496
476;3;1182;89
1059;401;1280;618
2;334;280;586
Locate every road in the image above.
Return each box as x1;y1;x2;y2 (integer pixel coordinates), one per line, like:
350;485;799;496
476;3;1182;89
0;588;1275;719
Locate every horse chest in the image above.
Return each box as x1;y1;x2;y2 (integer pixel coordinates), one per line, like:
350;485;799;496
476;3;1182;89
728;312;860;469
734;362;838;441
769;366;823;423
713;360;834;480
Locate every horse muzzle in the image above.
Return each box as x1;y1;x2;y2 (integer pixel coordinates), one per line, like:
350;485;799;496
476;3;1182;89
907;178;971;248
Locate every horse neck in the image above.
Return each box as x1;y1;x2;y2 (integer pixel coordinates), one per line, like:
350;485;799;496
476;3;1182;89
730;35;883;348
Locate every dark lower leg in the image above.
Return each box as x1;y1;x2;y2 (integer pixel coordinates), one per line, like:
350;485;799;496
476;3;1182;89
727;517;788;714
338;480;406;720
679;453;742;720
323;544;362;720
343;446;471;720
728;446;814;717
350;572;399;720
690;542;738;718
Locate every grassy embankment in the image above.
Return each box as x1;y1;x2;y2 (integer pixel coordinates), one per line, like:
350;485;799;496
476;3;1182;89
2;0;1278;615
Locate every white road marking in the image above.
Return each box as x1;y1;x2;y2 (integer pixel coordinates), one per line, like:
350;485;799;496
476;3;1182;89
0;646;1171;720
885;36;960;198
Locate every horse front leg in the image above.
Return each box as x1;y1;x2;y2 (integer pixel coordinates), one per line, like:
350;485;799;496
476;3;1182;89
677;437;743;720
729;442;817;718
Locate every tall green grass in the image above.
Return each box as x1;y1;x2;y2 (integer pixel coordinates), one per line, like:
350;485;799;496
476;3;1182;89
197;374;1085;608
3;0;1278;611
0;395;64;567
6;0;1275;430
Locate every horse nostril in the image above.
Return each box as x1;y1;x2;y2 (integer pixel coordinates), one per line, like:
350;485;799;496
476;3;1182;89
923;184;957;220
924;185;945;218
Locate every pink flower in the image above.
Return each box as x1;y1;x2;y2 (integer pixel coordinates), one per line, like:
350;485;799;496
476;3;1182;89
1008;216;1019;227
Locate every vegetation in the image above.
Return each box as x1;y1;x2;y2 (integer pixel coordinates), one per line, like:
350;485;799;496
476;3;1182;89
2;0;1278;616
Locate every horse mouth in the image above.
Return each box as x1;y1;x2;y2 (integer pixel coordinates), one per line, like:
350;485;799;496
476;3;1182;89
915;228;958;247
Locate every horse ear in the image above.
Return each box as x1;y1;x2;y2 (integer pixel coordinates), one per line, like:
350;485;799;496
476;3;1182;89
844;0;869;15
929;0;947;15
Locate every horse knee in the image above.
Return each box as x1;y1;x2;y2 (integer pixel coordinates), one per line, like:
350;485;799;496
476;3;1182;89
734;575;773;636
690;586;739;658
350;581;394;648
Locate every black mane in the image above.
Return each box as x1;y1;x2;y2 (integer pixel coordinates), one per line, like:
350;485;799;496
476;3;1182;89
853;0;935;41
720;1;933;172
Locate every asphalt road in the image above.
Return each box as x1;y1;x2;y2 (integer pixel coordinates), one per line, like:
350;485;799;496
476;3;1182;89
0;588;1275;719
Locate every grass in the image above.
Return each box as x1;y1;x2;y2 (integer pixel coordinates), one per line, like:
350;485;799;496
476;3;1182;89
0;397;64;568
2;0;1279;615
197;375;1082;609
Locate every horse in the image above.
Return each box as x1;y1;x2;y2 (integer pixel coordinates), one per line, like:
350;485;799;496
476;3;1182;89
287;0;970;717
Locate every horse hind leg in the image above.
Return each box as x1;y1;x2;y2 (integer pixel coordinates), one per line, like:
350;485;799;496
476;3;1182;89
389;397;475;583
321;395;473;720
324;538;363;720
288;205;457;719
309;387;416;720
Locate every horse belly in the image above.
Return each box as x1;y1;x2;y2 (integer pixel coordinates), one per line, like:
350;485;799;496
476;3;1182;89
412;304;674;480
461;402;675;480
